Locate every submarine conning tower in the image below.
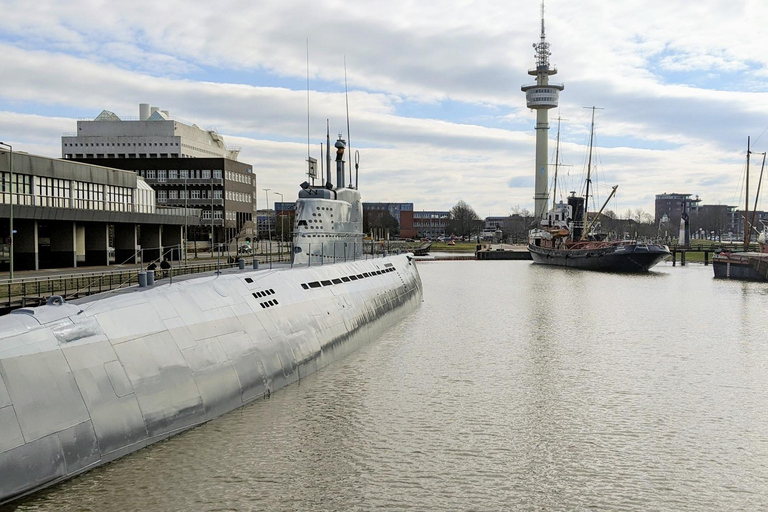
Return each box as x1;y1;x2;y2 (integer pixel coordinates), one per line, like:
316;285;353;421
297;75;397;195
521;0;564;222
335;135;346;189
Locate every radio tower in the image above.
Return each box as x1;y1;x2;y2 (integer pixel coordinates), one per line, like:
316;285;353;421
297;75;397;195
521;1;564;221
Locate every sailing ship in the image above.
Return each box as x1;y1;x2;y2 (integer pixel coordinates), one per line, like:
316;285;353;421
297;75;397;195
712;137;768;281
528;108;670;272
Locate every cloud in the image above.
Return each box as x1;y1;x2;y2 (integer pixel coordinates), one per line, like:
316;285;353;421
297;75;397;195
2;0;768;216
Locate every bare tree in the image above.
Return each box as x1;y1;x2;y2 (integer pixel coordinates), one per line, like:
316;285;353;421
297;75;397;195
449;200;480;237
364;210;399;238
506;205;534;242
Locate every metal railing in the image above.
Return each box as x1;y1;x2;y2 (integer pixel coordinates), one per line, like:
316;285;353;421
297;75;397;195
0;239;404;314
0;260;243;312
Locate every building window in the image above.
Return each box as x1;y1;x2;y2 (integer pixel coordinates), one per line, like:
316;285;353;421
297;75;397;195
202;170;211;179
106;185;132;211
146;170;156;179
169;169;178;179
0;172;33;206
157;190;167;203
191;189;200;199
214;190;222;199
74;181;104;210
169;190;178;200
213;170;221;179
157;170;166;182
35;176;71;208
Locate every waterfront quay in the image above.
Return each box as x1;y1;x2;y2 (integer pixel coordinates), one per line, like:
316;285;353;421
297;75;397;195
476;243;532;260
669;242;761;266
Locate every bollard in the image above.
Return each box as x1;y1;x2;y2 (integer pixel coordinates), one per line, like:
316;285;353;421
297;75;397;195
138;271;147;288
238;258;245;270
147;270;155;286
252;258;259;270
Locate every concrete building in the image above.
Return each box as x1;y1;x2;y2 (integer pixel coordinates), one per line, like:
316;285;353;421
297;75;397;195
275;202;295;241
654;193;701;225
62;104;240;160
74;157;255;244
255;209;274;240
362;202;416;238
0;151;196;271
413;210;450;239
484;216;510;230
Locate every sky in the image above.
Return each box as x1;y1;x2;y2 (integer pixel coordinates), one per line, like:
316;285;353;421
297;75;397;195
2;0;768;218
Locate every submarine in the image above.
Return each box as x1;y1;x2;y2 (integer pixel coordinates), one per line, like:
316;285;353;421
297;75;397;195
0;135;423;505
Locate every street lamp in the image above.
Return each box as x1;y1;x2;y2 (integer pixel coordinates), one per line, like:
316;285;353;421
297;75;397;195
0;142;13;281
184;169;188;265
274;192;284;242
264;188;271;257
274;192;284;261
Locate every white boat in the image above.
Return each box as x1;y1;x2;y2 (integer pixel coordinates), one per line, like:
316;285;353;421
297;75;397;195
0;136;423;505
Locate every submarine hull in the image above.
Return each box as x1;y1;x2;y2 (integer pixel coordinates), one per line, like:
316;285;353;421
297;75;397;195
0;254;422;505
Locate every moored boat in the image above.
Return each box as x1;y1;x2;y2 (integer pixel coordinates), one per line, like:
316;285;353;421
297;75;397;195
528;195;670;272
712;137;768;281
528;108;670;272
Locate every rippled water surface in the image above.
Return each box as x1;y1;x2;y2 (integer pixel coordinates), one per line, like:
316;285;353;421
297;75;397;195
8;261;768;511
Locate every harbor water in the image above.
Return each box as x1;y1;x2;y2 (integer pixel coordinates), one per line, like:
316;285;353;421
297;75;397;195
6;260;768;511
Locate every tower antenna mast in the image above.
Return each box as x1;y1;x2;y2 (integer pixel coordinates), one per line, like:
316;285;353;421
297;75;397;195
306;38;313;186
521;0;564;221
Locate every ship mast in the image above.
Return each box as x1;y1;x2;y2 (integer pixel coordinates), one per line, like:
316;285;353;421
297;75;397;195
744;137;751;248
749;151;767;246
581;106;601;240
552;115;561;209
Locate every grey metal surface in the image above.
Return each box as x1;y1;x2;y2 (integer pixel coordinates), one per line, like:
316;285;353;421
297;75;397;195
0;253;422;505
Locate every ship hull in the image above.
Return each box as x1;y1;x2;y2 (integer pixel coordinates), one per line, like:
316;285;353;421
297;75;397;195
0;254;422;505
712;252;768;281
528;243;670;272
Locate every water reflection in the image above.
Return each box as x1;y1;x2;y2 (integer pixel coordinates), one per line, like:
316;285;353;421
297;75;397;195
7;262;768;511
